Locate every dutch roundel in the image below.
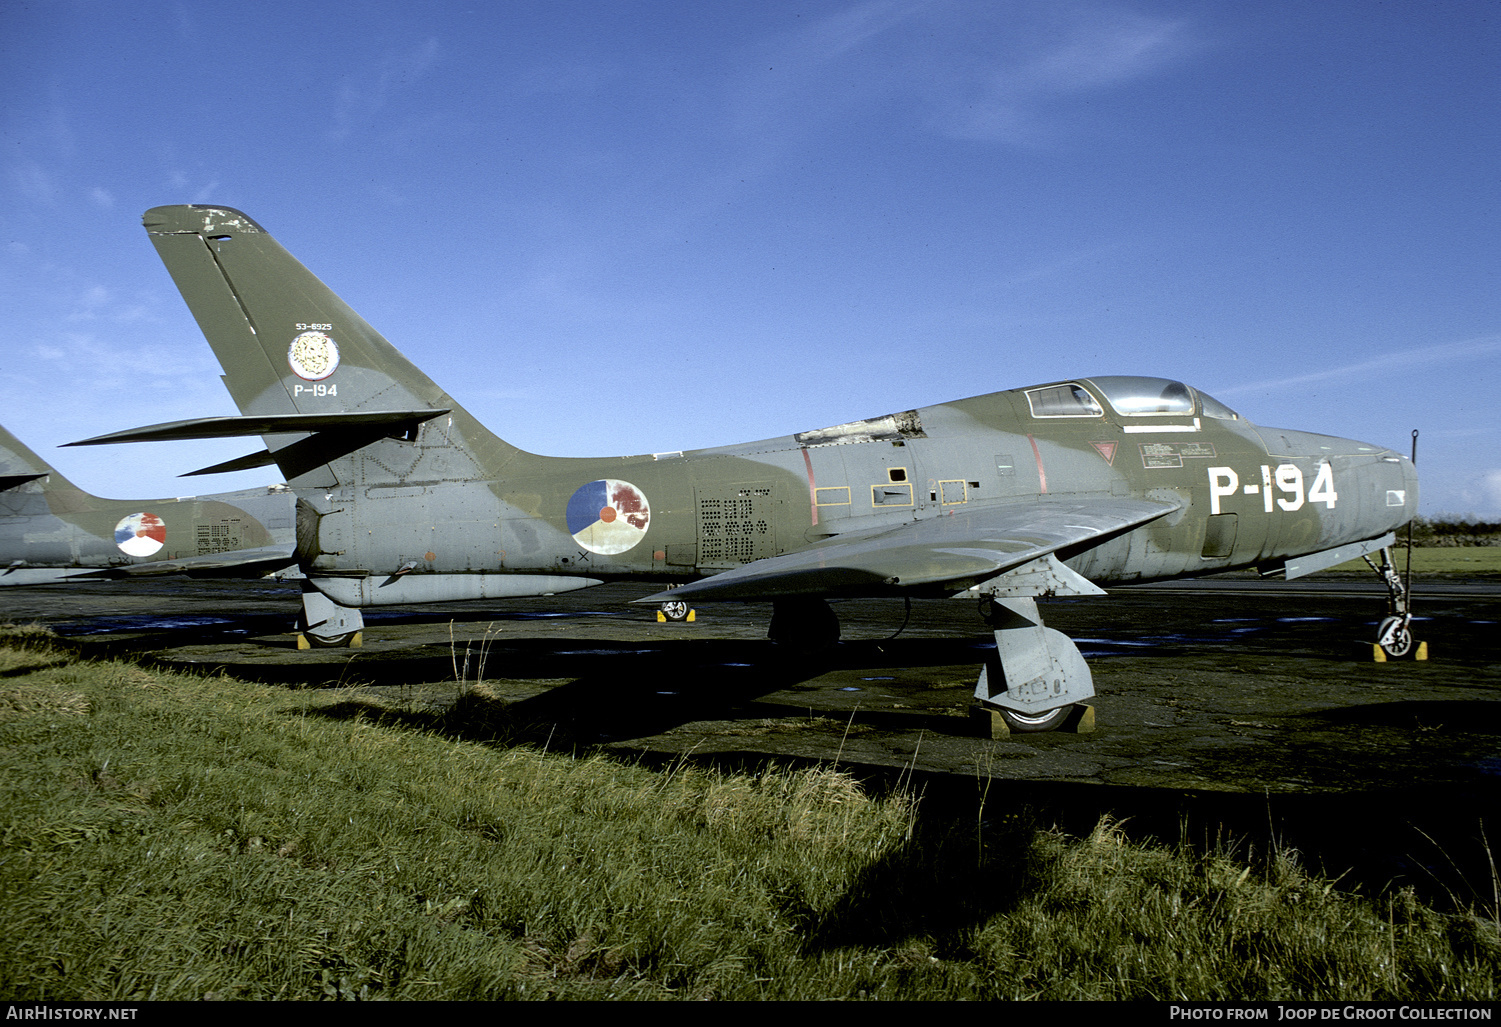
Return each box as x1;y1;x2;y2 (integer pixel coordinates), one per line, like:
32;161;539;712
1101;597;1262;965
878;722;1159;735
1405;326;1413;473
566;479;650;555
114;512;166;558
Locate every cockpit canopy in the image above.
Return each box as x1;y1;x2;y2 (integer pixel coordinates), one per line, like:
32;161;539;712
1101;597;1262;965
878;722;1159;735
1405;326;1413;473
1024;376;1241;421
1088;376;1193;416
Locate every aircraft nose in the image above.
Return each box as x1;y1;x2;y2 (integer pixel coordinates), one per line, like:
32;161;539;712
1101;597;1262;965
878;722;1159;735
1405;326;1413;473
1399;452;1420;525
1351;441;1418;535
1360;445;1419;536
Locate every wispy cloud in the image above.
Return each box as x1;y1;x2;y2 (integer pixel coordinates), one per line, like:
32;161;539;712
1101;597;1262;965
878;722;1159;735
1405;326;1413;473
1437;468;1501;518
1214;335;1501;397
733;1;1197;148
993;240;1125;290
510;59;618;98
1479;470;1501;512
932;7;1194;143
161;154;219;205
29;327;221;395
774;0;919;67
62;283;150;324
12;161;55;204
328;37;441;143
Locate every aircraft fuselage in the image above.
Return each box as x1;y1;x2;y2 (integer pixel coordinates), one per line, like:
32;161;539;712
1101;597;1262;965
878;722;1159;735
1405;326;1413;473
294;376;1417;608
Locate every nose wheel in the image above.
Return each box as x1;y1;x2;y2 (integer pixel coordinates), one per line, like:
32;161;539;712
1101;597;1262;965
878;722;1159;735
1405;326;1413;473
1376;616;1413;658
658;599;691;622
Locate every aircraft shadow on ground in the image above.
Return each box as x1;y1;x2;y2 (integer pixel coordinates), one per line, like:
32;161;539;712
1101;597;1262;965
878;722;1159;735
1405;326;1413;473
1308;699;1501;733
282;636;994;746
290;688;1492;941
29;589;1500;934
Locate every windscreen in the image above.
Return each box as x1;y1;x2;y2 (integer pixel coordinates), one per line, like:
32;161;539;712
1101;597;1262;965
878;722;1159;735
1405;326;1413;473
1086;377;1194;416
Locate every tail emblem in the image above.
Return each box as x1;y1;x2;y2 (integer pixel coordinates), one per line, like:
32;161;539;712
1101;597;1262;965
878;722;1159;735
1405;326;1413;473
566;479;650;555
288;330;340;381
114;512;166;557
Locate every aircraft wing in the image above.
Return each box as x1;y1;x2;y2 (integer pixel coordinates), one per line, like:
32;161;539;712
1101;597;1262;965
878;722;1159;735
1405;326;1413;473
1;544;297;586
641;496;1179;602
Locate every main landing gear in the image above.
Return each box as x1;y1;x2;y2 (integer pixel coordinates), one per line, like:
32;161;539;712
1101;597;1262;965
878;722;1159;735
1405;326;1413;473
762;593;1090;734
1365;546;1415;659
296;583;365;649
972;594;1095;734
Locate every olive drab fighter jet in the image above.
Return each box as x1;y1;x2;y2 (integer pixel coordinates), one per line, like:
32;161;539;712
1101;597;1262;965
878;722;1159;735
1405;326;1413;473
0;423;297;584
67;205;1419;731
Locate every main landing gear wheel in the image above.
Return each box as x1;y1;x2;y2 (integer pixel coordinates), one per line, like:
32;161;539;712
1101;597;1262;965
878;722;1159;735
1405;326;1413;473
1377;616;1414;659
304;631;358;649
997;705;1073;733
659;600;691;622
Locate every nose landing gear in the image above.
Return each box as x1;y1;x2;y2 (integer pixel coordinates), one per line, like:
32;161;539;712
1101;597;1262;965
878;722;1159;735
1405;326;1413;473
1364;547;1415;658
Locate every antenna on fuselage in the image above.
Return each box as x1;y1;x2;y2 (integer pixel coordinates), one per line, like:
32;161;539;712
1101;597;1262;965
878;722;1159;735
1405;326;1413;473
1406;429;1419;595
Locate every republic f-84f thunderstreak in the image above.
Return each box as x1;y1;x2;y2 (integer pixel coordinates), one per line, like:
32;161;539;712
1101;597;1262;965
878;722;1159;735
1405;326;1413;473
69;205;1418;731
1;423;296;585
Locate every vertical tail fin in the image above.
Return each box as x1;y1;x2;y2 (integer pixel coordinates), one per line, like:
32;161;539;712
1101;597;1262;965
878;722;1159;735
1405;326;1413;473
0;424;87;500
0;425;106;546
141;205;523;487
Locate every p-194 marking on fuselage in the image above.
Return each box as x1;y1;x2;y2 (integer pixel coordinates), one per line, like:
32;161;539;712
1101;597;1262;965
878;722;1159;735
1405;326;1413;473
1207;463;1338;515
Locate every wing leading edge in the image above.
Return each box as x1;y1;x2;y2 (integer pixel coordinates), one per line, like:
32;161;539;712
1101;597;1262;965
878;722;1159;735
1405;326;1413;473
0;544;297;586
641;496;1180;603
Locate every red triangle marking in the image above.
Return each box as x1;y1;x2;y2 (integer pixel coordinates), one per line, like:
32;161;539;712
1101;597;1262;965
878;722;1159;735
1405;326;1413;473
1091;441;1117;465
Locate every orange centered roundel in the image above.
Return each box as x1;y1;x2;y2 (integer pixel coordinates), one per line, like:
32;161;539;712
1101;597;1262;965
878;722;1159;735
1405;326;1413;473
566;479;651;555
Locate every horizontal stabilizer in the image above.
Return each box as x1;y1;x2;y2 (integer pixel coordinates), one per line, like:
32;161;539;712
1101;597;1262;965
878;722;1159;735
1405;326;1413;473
0;567;100;587
641;497;1178;603
0;473;47;492
180;449;279;477
65;410;450;446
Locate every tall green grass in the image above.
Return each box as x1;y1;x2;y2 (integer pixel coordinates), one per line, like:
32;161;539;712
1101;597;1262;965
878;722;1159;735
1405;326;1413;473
1328;546;1501;574
0;628;1495;1000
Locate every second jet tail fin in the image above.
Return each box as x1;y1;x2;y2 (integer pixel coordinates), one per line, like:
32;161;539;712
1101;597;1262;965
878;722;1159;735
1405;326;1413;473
0;424;89;505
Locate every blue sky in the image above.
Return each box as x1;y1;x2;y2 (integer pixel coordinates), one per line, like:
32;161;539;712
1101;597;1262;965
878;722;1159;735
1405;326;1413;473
3;1;1498;516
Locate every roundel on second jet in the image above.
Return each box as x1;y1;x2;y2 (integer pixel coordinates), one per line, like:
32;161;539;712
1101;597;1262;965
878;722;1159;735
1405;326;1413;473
566;479;650;555
114;512;166;557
